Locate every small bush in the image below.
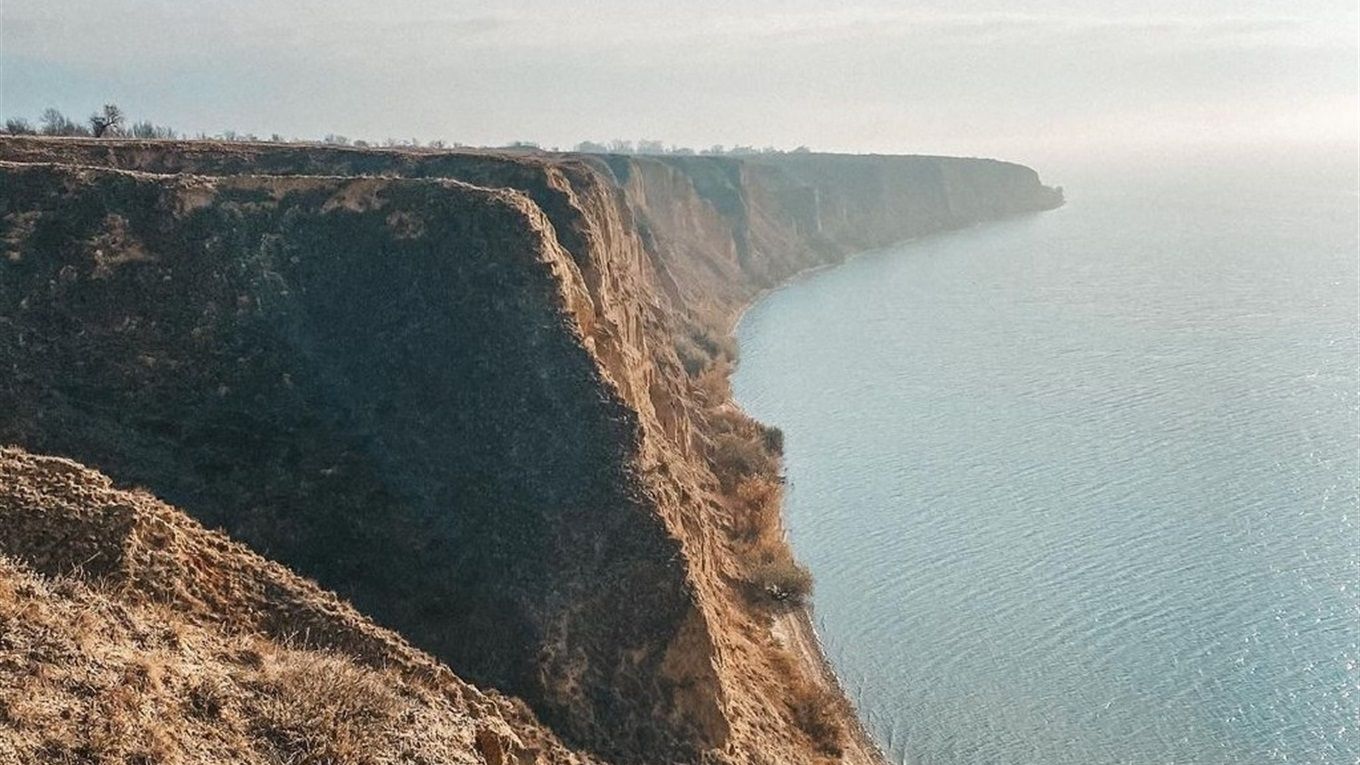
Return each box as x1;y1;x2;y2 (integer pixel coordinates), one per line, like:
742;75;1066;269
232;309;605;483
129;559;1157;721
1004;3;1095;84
788;681;847;756
760;424;785;456
130;121;177;140
675;335;709;376
4;118;35;135
186;678;229;720
706;408;747;436
747;552;813;606
688;323;738;364
674;320;738;378
711;432;775;488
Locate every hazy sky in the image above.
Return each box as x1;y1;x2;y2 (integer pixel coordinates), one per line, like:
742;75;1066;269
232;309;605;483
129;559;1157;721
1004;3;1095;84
2;0;1356;166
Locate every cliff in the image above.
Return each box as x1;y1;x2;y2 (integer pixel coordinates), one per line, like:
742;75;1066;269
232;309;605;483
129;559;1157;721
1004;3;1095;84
0;137;1061;763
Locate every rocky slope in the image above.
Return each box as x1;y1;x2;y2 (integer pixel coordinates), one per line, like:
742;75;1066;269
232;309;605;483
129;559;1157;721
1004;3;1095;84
0;137;1061;763
0;447;594;765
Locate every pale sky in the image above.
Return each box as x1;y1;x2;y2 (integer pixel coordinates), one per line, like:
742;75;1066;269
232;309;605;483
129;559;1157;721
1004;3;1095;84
2;0;1356;167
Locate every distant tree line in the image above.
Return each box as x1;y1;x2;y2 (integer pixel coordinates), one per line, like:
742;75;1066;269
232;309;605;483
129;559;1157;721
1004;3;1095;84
4;104;176;140
572;139;811;156
1;104;813;155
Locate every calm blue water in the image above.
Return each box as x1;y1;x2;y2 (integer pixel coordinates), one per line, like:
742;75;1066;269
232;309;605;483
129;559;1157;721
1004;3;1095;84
733;159;1359;764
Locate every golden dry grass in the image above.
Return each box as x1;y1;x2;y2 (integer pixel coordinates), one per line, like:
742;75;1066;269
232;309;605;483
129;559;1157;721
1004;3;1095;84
0;447;595;765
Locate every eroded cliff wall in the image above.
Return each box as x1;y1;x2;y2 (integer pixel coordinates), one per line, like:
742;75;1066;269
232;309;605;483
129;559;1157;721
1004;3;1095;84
599;152;1062;322
0;138;1061;764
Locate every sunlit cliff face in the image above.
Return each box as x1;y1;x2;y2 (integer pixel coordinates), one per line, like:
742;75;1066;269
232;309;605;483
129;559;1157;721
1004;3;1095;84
3;0;1354;162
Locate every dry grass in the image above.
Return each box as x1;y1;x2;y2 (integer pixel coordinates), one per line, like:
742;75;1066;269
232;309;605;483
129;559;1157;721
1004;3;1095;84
722;453;812;611
251;653;404;764
0;448;595;765
765;642;849;758
730;476;781;543
787;678;848;757
0;559;483;765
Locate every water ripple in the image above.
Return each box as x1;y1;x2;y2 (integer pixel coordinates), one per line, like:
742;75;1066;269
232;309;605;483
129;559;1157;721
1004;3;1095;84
735;171;1360;764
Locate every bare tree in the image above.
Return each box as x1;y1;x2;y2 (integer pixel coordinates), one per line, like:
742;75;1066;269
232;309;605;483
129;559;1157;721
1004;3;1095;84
40;108;87;136
3;118;35;135
89;104;124;137
130;120;176;139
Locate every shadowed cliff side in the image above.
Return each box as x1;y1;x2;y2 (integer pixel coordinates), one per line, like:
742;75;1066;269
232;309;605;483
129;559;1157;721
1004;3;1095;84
0;161;721;761
0;137;1061;763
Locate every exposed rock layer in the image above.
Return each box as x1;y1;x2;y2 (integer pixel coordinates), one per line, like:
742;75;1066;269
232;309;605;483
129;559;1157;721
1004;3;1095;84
0;138;1061;763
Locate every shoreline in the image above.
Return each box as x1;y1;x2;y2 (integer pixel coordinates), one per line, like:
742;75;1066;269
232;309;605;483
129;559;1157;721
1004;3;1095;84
724;242;915;764
724;210;1060;763
777;608;887;764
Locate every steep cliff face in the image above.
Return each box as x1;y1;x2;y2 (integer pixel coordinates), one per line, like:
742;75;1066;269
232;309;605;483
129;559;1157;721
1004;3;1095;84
0;137;1061;763
599;152;1063;323
0;160;721;761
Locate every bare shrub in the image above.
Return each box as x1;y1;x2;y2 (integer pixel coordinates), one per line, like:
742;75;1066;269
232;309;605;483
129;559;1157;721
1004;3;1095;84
674;319;738;378
675;334;709;376
39;108;89;136
706;407;748;436
130;121;177;140
696;362;732;406
747;554;813;606
761;424;785;456
787;679;847;756
687;322;737;364
712;432;776;489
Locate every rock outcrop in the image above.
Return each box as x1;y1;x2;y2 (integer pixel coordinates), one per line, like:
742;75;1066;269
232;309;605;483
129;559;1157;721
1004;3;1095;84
0;137;1061;763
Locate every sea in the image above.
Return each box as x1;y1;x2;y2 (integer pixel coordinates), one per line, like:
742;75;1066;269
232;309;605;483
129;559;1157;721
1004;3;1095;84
732;154;1359;764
